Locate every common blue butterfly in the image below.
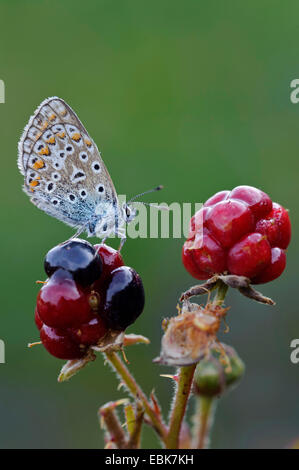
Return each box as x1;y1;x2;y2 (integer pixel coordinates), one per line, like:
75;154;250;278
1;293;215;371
18;97;162;246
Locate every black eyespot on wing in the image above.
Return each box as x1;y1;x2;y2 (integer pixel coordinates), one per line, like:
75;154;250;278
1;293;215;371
74;172;85;179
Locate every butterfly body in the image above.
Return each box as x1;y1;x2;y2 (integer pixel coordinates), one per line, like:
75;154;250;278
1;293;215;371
18;97;130;240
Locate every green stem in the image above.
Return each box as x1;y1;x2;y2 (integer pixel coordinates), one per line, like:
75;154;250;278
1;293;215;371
166;280;229;449
214;280;228;305
105;351;167;442
193;280;227;449
194;396;216;449
166;364;196;449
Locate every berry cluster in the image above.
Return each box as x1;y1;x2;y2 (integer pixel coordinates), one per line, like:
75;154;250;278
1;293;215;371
182;186;291;284
35;240;145;359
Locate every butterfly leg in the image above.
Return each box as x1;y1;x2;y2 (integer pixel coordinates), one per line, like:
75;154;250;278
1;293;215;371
116;227;127;252
118;236;127;251
59;227;85;245
71;227;85;239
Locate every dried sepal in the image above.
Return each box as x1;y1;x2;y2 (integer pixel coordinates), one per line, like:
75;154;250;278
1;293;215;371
180;274;275;306
218;275;275;305
58;330;150;383
91;331;150;353
58;349;96;382
154;302;228;366
180;276;219;301
123;334;150;347
91;330;125;353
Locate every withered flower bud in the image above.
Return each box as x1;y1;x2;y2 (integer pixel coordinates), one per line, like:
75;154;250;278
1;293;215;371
154;302;228;366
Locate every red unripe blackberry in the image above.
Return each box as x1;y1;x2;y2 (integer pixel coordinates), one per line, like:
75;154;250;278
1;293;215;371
68;316;107;345
182;185;291;284
230;185;272;220
34;308;43;331
37;270;93;328
252;247;286;284
40;324;86;360
206;200;255;248
255;203;291;249
183;230;226;279
93;244;124;282
204;190;230;207
227;233;271;278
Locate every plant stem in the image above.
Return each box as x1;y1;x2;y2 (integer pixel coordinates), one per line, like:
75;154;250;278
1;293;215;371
166;364;196;449
194;396;216;449
127;401;144;449
105;351;167;442
165;280;229;449
214;280;228;305
99;402;127;449
192;280;226;449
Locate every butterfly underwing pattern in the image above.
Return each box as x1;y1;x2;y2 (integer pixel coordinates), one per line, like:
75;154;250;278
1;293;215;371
18;97;131;241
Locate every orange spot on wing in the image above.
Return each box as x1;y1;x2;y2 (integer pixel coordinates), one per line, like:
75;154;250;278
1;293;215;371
45;136;55;144
49;113;56;121
84;138;92;147
61;109;67;116
30;180;39;188
72;133;81;141
58;131;65;138
42;121;48;130
33;159;45;170
39;146;50;156
35;132;42;141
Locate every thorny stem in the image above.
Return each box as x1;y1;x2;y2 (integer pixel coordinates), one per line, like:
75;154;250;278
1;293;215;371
99;401;127;449
166;364;196;449
104;351;168;443
193;396;216;449
194;280;227;449
166;279;228;449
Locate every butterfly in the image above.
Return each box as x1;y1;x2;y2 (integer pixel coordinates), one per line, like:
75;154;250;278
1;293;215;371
18;97;162;247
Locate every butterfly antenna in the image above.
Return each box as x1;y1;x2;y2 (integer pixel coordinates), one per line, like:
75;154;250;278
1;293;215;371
128;185;164;204
140;202;169;211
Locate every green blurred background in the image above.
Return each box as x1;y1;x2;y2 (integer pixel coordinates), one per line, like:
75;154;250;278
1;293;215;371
0;0;298;449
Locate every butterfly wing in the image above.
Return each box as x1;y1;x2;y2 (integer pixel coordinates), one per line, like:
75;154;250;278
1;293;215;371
18;97;120;234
